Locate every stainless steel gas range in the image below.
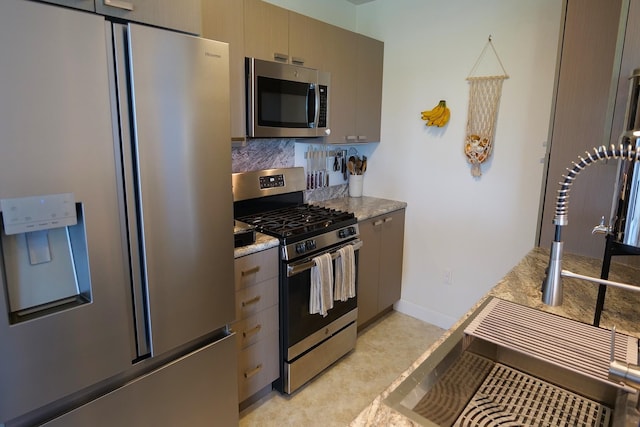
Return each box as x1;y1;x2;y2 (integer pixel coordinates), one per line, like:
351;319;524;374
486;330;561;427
232;167;360;394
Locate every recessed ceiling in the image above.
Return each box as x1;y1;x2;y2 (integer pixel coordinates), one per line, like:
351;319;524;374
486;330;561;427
346;0;376;4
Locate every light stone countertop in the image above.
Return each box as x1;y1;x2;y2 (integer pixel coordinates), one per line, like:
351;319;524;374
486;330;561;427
350;246;640;426
233;231;279;259
313;196;407;222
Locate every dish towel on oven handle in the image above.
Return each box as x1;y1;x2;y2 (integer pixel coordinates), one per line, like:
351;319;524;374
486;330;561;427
310;252;334;317
334;244;356;301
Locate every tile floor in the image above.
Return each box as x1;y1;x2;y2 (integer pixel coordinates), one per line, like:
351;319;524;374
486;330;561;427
239;311;444;427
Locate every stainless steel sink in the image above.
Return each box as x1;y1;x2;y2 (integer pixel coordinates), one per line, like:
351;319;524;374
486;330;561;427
384;298;640;426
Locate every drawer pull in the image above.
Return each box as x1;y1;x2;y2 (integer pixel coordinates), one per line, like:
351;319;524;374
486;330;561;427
241;295;261;307
242;324;262;339
244;364;263;379
241;266;260;277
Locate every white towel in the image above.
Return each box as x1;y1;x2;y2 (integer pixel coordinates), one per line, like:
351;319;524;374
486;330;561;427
334;244;356;301
310;252;334;317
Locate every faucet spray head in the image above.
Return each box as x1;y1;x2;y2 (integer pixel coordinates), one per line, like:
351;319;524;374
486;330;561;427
542;240;564;306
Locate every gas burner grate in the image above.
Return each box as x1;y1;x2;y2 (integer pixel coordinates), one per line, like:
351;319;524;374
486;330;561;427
236;204;354;238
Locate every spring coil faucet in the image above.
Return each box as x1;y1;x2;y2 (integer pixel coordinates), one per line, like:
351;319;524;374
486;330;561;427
541;143;640;306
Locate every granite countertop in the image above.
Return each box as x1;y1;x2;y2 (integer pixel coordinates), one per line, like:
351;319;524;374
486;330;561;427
351;246;640;426
233;231;278;258
313;196;406;222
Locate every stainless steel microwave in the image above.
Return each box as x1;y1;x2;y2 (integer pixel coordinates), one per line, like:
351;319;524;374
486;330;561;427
246;57;330;138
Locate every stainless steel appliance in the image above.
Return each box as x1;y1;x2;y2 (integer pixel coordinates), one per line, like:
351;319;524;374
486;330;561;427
232;168;360;394
246;58;331;138
0;1;237;425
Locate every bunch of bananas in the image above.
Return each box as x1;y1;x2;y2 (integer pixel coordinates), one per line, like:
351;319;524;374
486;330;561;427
420;100;450;127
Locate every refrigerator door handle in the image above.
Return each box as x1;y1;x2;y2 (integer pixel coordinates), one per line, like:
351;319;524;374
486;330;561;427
112;23;151;359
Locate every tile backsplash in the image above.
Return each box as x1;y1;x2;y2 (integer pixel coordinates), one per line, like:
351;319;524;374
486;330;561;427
231;139;293;173
232;138;374;202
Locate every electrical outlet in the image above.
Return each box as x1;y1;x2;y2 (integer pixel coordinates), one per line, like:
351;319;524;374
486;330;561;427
444;269;453;285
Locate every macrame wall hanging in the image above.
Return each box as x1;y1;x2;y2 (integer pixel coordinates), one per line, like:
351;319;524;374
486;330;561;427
464;36;509;177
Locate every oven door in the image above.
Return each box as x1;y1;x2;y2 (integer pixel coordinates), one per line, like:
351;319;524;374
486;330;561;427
282;239;361;361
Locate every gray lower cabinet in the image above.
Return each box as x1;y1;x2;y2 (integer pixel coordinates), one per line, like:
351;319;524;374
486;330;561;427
232;247;279;404
357;209;405;328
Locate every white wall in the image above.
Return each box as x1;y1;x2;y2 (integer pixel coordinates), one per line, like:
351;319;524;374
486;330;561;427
266;0;564;328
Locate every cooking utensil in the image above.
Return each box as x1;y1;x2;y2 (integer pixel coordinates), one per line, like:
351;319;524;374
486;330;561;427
342;153;347;181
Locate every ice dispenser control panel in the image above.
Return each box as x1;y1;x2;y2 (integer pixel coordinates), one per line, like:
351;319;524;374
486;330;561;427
1;193;77;235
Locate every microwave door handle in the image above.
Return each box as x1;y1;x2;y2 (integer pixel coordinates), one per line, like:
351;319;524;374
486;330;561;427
308;84;318;128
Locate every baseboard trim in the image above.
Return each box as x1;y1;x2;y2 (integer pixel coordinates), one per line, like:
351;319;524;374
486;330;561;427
393;299;456;330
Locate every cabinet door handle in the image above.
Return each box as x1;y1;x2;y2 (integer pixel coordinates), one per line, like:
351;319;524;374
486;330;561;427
244;364;263;379
384;217;393;223
372;219;384;227
242;324;262;339
103;0;134;11
273;53;289;62
291;57;305;66
241;265;260;277
241;295;261;307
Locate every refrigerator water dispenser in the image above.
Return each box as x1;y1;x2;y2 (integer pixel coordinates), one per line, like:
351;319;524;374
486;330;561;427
0;193;92;322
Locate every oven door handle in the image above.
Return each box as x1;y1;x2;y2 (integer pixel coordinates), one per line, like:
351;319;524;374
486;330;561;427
286;239;362;277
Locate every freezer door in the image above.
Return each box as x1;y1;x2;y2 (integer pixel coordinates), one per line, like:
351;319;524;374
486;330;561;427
0;1;134;422
119;24;235;356
43;333;239;427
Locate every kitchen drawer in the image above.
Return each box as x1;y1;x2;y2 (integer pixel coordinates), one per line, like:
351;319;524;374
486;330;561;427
235;277;278;320
237;331;279;402
232;305;278;350
234;248;278;291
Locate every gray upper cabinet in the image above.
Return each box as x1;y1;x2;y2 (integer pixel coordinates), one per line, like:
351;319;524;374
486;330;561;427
244;0;289;63
324;25;358;144
207;0;384;143
95;0;202;34
325;31;384;144
39;0;95;12
243;0;325;69
288;12;325;70
35;0;202;34
202;0;246;141
355;34;384;143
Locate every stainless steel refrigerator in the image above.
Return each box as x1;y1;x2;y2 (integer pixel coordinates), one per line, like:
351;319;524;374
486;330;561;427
0;1;238;425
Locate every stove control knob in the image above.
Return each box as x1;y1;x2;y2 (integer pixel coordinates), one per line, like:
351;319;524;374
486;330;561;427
338;229;347;238
349;226;357;236
296;242;306;254
305;240;316;250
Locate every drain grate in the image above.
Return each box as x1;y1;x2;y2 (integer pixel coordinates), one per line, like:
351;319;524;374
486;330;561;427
412;352;495;425
454;363;611;427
